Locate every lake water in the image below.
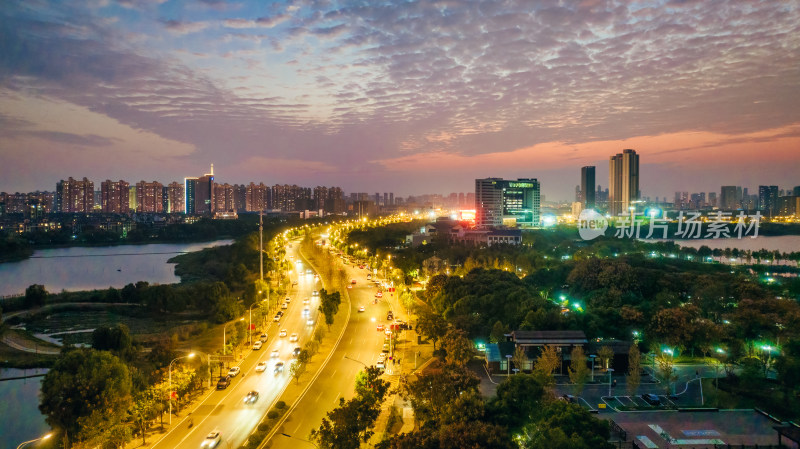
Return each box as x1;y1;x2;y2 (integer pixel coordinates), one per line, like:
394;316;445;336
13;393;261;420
0;240;232;297
0;368;49;449
668;235;800;252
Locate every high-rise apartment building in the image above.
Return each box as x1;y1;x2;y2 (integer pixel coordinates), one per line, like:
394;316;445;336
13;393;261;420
213;183;235;212
233;184;247;212
100;180;130;213
185;165;215;214
165;182;184;213
758;185;779;216
580;166;596;209
246;182;269;211
475;178;540;228
608;149;639;215
56;177;94;213
136;181;163;213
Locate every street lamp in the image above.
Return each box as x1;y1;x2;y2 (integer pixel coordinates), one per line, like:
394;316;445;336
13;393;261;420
505;354;513;376
169;353;195;425
248;302;263;346
223;318;245;355
280;433;319;448
607;368;615;397
16;433;52;449
589;355;596;382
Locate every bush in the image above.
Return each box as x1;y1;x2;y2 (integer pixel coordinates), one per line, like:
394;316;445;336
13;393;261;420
258;423;270;432
275;400;286;409
267;410;279;419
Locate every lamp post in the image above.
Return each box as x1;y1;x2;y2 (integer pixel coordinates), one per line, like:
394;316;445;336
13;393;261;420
279;433;319;448
169;353;195;425
505;354;513;376
16;433;52;449
223;318;245;355
248;303;261;346
607;368;615;397
589;354;596;382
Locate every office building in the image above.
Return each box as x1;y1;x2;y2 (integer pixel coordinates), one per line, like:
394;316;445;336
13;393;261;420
185;164;215;215
608;149;639;215
100;180;130;213
56;177;94;213
759;185;779;216
475;178;540;228
720;186;740;210
136;181;163;213
580;166;596;209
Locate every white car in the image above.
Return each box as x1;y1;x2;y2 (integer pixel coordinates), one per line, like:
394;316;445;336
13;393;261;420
302;308;310;317
279;329;288;337
255;361;267;372
358;306;365;312
285;297;292;303
376;360;385;370
281;302;288;309
200;430;221;448
303;298;310;305
289;333;299;342
228;366;241;377
253;341;262;350
312;290;319;297
306;318;314;326
270;349;280;358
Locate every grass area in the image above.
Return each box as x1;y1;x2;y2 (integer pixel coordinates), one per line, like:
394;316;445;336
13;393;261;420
702;377;800;421
0;341;58;368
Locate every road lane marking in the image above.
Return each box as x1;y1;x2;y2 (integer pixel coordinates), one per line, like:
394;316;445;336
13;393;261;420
333;392;341;404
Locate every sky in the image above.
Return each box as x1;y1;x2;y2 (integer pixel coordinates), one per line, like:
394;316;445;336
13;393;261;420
1;0;799;201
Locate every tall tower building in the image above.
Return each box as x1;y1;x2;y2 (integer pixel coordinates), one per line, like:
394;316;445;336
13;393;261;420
720;186;739;210
185;164;215;214
759;185;779;216
165;182;185;213
580;166;596;209
608;149;639;215
136;181;164;213
184;178;197;214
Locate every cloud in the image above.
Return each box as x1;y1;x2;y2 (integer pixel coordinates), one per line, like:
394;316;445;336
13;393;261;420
15;130;119;147
163;20;209;34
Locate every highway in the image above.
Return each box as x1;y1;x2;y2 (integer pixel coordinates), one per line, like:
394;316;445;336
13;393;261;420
153;242;322;449
267;244;402;448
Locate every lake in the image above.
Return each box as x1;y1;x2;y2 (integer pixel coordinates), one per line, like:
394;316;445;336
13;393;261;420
668;235;800;252
0;368;49;449
0;240;232;297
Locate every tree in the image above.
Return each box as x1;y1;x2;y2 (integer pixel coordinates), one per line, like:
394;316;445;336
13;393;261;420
626;344;642;396
401;364;480;426
487;373;546;432
654;353;677;394
512;346;528;373
130;388;159;445
319;289;342;329
519;400;613;449
40;349;132;448
25;284;48;307
416;307;447;350
489;320;507;343
442;328;474;366
568;346;590;396
534;345;561;382
91;324;135;360
597;346;614;371
290;359;306;385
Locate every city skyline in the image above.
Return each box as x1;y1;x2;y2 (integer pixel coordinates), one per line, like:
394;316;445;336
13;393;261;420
1;1;799;199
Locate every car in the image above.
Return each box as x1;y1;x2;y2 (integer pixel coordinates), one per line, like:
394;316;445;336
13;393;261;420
376;360;385;369
292;281;298;287
382;344;389;352
244;391;259;404
376;292;383;298
273;314;281;322
279;329;287;337
561;394;576;403
270;349;280;358
358;306;365;312
641;393;661;405
378;351;387;359
228;366;241;377
359;265;365;269
312;290;319;297
277;310;284;317
376;324;384;331
351;279;357;284
306;318;314;326
281;302;288;309
201;430;222;448
260;333;268;342
303;297;311;304
289;333;299;342
285;297;292;303
347;284;352;289
253;341;263;350
367;274;372;279
302;308;310;317
255;361;268;372
306;269;312;275
216;376;231;389
292;347;302;358
385;328;393;336
274;361;285;373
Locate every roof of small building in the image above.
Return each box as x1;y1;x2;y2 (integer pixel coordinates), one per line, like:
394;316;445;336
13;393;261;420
511;330;588;345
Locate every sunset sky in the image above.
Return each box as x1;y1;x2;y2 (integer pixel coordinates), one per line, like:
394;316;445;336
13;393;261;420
1;0;798;200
